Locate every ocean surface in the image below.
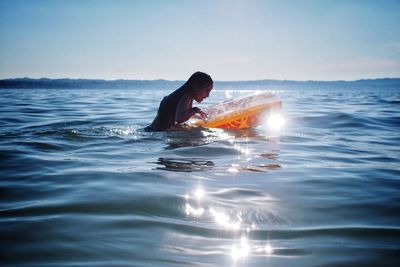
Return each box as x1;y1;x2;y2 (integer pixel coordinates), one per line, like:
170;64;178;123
1;86;399;266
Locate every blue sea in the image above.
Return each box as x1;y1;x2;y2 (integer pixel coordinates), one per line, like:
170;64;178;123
1;85;399;266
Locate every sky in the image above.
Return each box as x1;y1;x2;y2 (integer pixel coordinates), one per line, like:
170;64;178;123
0;0;399;81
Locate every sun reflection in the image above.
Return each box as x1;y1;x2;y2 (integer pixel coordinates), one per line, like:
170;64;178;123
233;143;253;159
182;185;276;265
246;223;257;233
184;187;206;217
194;188;205;200
266;113;286;130
231;236;250;261
228;164;239;173
185;203;204;217
265;243;274;255
200;128;233;142
209;208;241;231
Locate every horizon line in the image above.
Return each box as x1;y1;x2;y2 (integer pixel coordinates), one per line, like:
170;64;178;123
1;76;400;83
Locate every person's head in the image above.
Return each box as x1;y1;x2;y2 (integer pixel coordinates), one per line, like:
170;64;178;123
186;71;213;103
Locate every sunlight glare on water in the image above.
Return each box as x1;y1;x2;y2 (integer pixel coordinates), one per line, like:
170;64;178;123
184;186;243;231
266;113;286;130
209;208;241;231
231;236;250;262
265;243;274;255
182;183;280;266
194;187;205;200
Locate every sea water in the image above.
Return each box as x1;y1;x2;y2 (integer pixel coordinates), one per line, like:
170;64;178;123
0;86;399;266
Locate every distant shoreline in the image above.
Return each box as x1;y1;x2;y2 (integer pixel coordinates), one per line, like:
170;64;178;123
1;77;399;89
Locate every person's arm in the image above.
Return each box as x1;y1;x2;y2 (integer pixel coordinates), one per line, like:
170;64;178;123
175;94;203;123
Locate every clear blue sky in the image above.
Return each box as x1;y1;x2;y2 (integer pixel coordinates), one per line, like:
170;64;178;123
0;0;399;80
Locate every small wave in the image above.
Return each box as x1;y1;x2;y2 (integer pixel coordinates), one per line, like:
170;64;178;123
14;141;64;152
295;111;396;130
251;225;400;240
1;194;185;219
33;125;147;142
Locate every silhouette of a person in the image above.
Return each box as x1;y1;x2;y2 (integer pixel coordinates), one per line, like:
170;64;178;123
146;72;213;131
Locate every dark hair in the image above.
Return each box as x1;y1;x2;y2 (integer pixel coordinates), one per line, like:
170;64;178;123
184;71;213;91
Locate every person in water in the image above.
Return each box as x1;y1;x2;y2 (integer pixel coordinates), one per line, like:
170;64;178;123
146;71;213;131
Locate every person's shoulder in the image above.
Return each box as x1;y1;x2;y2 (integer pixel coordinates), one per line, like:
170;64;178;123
179;92;193;103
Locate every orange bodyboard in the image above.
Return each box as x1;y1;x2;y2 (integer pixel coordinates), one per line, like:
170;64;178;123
189;92;282;129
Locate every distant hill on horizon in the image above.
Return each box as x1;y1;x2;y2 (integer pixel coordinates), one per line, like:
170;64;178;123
1;77;399;89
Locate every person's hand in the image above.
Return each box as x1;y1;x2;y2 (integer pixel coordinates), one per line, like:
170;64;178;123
198;110;208;120
193;107;208;120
